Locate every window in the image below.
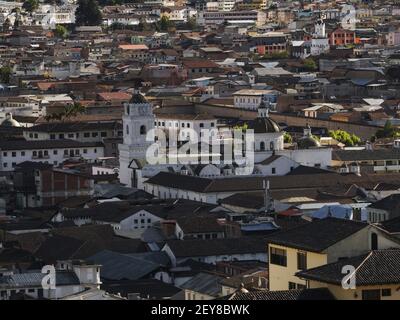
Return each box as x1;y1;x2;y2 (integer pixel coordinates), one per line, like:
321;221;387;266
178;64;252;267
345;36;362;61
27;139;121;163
12;152;16;157
33;151;37;157
371;233;378;250
140;125;146;135
382;289;391;297
83;149;87;154
3;152;7;157
84;132;90;138
59;134;64;139
101;132;107;137
200;123;204;128
270;247;287;266
3;163;7;168
21;151;25;156
362;289;381;300
272;167;276;174
53;150;58;155
92;132;98;137
288;282;296;290
297;251;307;270
68;133;74;138
260;141;265;151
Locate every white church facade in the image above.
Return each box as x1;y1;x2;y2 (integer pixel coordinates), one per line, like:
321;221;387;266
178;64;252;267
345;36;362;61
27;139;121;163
118;93;332;189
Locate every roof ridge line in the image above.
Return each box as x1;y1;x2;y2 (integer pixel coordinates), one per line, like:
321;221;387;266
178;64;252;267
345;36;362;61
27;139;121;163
347;250;373;282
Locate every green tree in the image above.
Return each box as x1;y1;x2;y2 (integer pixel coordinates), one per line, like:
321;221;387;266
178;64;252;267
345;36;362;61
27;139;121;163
54;25;68;38
263;51;289;60
22;0;39;12
138;17;154;32
375;121;397;139
75;0;102;26
233;123;249;130
284;132;292;143
303;58;317;71
0;66;12;84
186;16;199;31
157;16;174;32
329;129;361;146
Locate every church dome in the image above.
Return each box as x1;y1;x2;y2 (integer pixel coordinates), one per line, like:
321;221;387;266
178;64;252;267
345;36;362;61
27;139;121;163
129;92;148;104
248;117;281;134
297;136;321;149
1;113;21;127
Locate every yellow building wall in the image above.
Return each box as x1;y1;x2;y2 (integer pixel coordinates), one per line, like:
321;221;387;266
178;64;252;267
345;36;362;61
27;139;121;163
308;281;400;300
268;244;327;291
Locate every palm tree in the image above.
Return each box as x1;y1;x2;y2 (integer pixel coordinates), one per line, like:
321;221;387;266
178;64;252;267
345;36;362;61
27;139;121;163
45;103;86;122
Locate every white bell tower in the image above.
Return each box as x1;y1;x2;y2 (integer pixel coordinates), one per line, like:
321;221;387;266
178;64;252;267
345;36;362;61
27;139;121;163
314;18;326;38
118;91;155;186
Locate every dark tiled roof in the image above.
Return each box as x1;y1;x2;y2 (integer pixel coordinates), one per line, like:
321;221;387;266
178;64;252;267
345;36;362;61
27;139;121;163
87;250;165;281
175;216;224;234
258;155;282;165
296;249;400;286
102;279;181;299
25;121;121;133
165;237;268;258
333;149;400;161
220;192;265;210
34;225;148;263
180;272;224;297
228;288;335;300
145;171;400;194
267;217;367;253
0;139;103;151
368;194;400;214
377;216;400;234
286;165;333;175
0;271;80;289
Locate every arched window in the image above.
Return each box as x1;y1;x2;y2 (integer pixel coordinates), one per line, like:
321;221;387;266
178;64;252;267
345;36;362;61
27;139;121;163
260;141;265;151
270;141;275;150
371;233;378;250
140;125;146;135
126;125;129;135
